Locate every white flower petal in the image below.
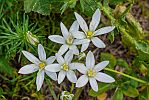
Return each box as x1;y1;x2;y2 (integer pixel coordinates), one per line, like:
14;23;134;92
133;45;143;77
94;26;115;36
73;39;90;45
69;45;79;55
48;35;65;44
64;50;73;63
38;44;46;61
70;63;87;74
69;63;78;70
18;64;38;74
36;70;44;91
91;37;105;48
76;75;88;87
81;42;90;52
72;31;86;39
77;64;87;74
69;20;79;33
74;12;88;32
86;51;95;68
67;70;77;83
46;56;56;65
22;51;40;65
58;70;66;84
60;22;69;39
95;72;115;83
55;53;65;65
89;78;98;92
89;9;101;31
94;61;109;72
58;45;69;55
45;64;61;72
45;70;57;81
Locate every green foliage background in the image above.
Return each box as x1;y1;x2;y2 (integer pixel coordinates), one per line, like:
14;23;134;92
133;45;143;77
0;0;149;99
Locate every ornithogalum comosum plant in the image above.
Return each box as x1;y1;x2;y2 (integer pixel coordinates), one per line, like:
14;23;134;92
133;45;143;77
18;8;148;100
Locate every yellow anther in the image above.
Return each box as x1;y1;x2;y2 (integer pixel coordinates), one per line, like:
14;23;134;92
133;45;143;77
66;35;74;45
39;62;46;69
87;31;94;39
87;69;96;77
62;63;69;71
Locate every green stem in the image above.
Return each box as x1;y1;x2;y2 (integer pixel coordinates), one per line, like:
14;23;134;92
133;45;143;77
46;78;58;100
70;83;74;93
105;68;148;84
74;87;83;100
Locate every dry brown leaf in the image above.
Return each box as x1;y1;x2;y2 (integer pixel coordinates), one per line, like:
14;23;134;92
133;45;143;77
97;92;107;100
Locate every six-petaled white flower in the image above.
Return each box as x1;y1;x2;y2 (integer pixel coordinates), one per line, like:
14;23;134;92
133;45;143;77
45;51;77;84
49;21;83;55
74;9;115;52
75;51;115;92
18;44;57;91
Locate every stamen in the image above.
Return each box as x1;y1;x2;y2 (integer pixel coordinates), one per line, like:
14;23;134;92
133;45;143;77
87;31;94;39
61;63;69;71
66;35;74;45
39;62;46;69
87;68;96;77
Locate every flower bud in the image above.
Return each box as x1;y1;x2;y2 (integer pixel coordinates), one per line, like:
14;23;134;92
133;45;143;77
60;91;74;100
26;31;39;46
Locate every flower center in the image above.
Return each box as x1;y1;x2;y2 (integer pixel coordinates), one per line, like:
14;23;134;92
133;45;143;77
61;63;69;71
66;35;74;45
39;62;46;69
87;31;94;39
87;69;96;77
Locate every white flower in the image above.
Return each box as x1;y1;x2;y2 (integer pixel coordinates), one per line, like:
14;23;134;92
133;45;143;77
75;51;115;92
74;9;115;52
45;51;78;84
18;44;57;91
48;21;83;55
